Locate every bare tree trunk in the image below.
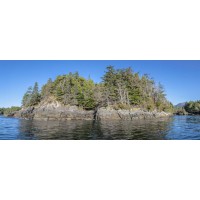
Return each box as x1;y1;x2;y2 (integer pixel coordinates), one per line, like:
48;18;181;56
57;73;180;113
126;91;130;106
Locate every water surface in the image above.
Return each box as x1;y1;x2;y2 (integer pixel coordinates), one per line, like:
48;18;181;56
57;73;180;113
0;115;200;140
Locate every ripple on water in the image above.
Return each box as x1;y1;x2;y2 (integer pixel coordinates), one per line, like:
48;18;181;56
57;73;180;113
0;115;200;140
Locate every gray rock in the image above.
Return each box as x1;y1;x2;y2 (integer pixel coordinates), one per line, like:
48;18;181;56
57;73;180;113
95;108;172;120
13;105;172;121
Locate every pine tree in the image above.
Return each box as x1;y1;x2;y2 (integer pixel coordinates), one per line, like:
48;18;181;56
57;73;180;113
30;82;41;106
22;86;33;107
41;78;53;99
20;66;173;113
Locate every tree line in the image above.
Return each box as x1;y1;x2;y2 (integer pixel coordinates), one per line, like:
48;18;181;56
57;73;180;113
184;101;200;114
0;106;21;115
174;101;200;115
21;66;174;112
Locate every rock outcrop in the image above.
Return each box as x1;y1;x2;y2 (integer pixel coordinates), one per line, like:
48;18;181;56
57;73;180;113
15;103;94;121
13;101;172;121
96;108;171;120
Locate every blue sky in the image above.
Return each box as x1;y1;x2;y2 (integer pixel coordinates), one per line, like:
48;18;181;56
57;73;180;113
0;60;199;107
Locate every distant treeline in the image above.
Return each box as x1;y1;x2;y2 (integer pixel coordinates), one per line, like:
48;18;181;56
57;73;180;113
175;101;200;115
185;101;200;114
21;66;174;112
0;106;21;115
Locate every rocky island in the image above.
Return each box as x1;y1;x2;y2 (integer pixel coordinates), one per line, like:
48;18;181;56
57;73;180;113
2;66;174;120
13;100;172;121
174;101;200;115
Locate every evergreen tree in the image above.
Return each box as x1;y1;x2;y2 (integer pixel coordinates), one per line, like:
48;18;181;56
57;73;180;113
22;86;33;107
22;83;41;107
185;101;200;114
20;66;174;113
30;82;41;106
41;78;53;99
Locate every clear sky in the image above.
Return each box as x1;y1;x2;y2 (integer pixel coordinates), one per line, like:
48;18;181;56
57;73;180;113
0;60;199;107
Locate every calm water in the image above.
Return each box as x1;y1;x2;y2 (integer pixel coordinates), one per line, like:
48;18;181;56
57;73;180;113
0;115;200;140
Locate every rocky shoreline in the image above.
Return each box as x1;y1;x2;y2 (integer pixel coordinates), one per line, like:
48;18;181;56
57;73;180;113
9;102;172;121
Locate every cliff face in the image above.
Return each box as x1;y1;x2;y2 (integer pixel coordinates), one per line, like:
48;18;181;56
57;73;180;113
96;108;171;120
14;100;172;121
15;101;94;121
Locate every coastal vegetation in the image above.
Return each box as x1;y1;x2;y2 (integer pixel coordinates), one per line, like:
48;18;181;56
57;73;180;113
174;107;188;115
173;101;200;115
21;66;173;112
22;82;41;107
0;106;21;115
184;101;200;114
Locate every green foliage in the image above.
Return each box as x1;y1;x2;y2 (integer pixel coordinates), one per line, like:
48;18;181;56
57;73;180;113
22;82;41;107
0;106;21;115
102;66;172;112
41;78;54;99
41;72;96;110
185;101;200;114
0;107;5;114
30;82;41;105
20;67;173;113
174;107;188;115
113;103;131;110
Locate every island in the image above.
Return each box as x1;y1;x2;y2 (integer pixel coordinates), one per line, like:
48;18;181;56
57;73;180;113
175;101;200;115
1;66;174;120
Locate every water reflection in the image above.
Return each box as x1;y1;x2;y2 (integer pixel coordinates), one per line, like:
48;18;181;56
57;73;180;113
2;115;200;140
165;115;200;140
17;117;174;140
0;116;20;140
